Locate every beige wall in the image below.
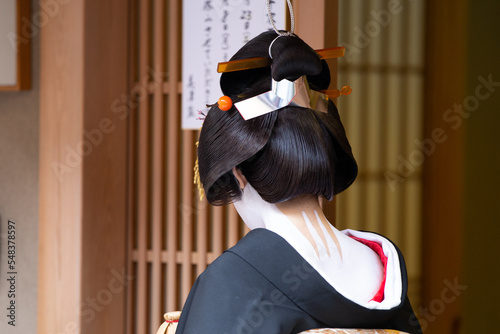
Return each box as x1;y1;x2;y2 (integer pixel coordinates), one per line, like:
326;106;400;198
0;0;39;333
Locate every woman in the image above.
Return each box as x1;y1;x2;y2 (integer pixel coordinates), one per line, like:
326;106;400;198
177;31;422;334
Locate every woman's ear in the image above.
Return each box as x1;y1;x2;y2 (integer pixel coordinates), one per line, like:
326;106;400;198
232;167;248;189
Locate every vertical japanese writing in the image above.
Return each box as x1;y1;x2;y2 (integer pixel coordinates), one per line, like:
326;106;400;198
186;75;195;119
220;0;230;61
240;2;252;43
203;1;214;104
182;0;286;129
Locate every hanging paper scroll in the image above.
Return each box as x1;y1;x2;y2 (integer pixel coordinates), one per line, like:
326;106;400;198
182;0;286;129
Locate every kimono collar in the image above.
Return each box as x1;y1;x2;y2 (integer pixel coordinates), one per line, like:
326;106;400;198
226;229;409;328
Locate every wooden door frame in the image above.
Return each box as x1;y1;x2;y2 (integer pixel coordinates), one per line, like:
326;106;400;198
38;0;130;333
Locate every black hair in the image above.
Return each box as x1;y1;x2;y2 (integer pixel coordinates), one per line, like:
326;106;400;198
198;31;357;206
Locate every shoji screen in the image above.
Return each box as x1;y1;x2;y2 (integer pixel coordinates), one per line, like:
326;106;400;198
126;1;245;333
336;0;425;306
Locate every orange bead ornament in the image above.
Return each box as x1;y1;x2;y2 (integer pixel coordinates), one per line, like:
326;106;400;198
217;96;233;111
340;85;352;95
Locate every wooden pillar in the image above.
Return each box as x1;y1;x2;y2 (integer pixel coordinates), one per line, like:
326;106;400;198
422;0;466;333
38;0;129;333
463;1;500;332
293;0;339;222
293;0;338;50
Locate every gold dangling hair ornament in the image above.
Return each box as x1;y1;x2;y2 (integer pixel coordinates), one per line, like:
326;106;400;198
193;95;236;201
194;141;204;201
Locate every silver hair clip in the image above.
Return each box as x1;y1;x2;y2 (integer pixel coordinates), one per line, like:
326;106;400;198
267;0;295;59
234;76;329;120
268;33;294;59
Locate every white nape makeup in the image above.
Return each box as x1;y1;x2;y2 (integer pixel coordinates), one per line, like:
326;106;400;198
231;171;398;309
232;167;342;259
275;195;343;260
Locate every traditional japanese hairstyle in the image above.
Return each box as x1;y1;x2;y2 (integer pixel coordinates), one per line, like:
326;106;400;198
197;30;357;206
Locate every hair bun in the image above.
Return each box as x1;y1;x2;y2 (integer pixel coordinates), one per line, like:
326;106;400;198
220;32;331;97
270;34;323;82
199;31;357;205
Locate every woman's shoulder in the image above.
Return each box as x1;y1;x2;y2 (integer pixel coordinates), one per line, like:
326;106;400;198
201;229;284;278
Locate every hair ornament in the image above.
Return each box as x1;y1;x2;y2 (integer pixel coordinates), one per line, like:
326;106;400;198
205;95;233;112
217;95;233;111
234;76;329;120
266;0;296;59
321;85;353;98
267;0;295;37
233;77;352;120
268;33;295;59
217;46;345;73
196;109;208;121
194;141;205;201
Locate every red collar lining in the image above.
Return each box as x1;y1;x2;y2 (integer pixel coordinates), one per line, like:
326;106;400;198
349;236;388;303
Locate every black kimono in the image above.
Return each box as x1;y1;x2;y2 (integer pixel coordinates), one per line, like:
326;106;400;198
177;229;422;334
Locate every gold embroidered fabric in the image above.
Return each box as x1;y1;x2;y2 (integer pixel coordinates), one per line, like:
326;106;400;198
155;312;409;334
299;329;408;334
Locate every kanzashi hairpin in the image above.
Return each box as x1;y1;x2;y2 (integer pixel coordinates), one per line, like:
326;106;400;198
206;95;233;111
216;96;233;111
196;109;208;121
321;85;353;98
217;46;346;73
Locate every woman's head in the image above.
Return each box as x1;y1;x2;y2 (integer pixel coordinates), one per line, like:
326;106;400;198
198;31;357;206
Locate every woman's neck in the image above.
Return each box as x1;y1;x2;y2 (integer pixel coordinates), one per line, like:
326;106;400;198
275;194;324;220
275;195;342;259
233;183;342;259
